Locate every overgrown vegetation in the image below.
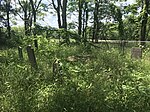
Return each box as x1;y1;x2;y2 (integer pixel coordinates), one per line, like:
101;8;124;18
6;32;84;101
0;37;150;112
0;0;150;111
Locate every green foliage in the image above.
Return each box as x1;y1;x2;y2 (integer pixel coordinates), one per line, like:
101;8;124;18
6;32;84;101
0;27;25;47
123;15;140;40
1;40;150;111
0;28;7;46
124;3;139;14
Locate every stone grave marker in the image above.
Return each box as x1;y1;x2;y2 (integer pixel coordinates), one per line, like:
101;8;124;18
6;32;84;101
131;47;142;59
18;46;23;60
26;45;38;69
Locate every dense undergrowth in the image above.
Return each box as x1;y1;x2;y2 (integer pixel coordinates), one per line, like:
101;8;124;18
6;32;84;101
0;37;150;112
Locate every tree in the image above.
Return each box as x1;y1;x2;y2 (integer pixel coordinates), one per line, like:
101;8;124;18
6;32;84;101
62;0;67;29
29;0;42;48
92;0;115;42
51;0;68;29
0;0;12;38
16;0;32;35
77;0;93;43
78;0;83;37
0;0;6;44
123;3;140;40
5;0;11;38
82;1;89;43
140;0;149;46
92;0;99;42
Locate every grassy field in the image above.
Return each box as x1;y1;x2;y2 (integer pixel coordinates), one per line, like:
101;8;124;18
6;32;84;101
0;38;150;112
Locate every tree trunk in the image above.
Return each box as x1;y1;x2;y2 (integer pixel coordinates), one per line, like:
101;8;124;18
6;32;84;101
57;9;61;28
6;1;11;38
33;12;38;48
52;0;67;29
117;8;124;40
52;0;61;28
32;4;38;48
30;0;42;48
82;2;88;44
84;4;88;43
140;0;149;46
62;0;67;29
93;0;99;43
78;0;83;38
29;10;32;34
18;0;31;36
24;9;28;35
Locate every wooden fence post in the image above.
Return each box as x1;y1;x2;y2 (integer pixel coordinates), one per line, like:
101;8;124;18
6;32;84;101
18;46;23;60
26;45;38;69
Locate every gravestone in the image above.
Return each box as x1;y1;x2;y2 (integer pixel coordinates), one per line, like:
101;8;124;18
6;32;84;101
131;47;142;59
52;59;63;84
18;46;23;60
26;45;38;69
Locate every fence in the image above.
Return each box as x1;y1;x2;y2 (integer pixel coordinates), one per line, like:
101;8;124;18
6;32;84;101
88;40;150;59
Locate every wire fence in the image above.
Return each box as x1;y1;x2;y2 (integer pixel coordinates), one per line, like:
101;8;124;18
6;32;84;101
90;40;150;47
89;40;150;57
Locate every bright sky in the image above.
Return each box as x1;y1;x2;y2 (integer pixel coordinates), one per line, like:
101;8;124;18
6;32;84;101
127;0;136;4
41;0;136;28
14;0;136;28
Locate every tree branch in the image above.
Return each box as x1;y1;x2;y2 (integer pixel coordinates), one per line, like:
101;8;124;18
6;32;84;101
52;0;57;11
18;0;25;12
35;0;42;11
15;11;24;20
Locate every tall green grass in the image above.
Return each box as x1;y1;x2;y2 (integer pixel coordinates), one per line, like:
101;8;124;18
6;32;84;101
0;38;150;112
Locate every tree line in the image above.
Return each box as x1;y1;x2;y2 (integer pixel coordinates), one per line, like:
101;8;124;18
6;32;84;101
0;0;150;46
